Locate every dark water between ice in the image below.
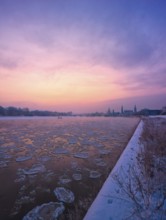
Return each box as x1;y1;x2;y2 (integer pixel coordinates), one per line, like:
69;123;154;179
0;116;140;219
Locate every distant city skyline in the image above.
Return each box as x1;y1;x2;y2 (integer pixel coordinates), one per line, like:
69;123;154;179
1;91;165;114
0;1;166;113
1;92;165;114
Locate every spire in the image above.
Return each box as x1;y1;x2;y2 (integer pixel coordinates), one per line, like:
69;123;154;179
121;105;124;114
107;107;111;115
134;105;137;113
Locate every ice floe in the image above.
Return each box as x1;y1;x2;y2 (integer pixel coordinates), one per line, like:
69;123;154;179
19;195;34;204
94;158;107;167
22;202;65;220
38;155;51;162
54;148;69;154
58;175;72;185
0;161;8;168
71;161;78;169
87;131;95;136
68;138;77;144
23;164;46;175
11;192;36;216
25;144;34;150
14;175;26;183
72;173;82;181
89;171;101;179
3;153;12;159
54;187;75;203
99;136;108;141
80;139;91;145
98;149;111;155
43;170;55;182
93;143;104;148
16;155;32;162
74;152;89;159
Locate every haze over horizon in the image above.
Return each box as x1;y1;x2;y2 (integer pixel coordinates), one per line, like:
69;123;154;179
0;0;166;113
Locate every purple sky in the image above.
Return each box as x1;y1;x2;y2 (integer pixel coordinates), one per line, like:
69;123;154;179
0;0;166;112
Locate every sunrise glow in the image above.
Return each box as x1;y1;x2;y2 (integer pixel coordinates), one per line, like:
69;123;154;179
0;0;166;112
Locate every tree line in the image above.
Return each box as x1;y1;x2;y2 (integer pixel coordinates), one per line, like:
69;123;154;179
0;106;72;117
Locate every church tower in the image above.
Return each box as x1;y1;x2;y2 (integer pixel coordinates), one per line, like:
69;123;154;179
107;108;111;115
134;105;137;113
121;105;124;114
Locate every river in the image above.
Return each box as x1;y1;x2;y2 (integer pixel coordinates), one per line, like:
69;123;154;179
0;116;140;219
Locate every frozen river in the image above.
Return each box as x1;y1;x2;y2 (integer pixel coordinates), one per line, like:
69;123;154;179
0;116;140;219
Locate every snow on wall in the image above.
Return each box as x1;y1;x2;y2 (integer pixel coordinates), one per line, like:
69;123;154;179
84;120;143;220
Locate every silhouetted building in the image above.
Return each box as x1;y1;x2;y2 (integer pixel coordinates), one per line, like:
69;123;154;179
121;106;124;114
112;109;115;115
134;105;137;113
161;106;166;115
107;108;111;115
138;109;161;116
123;110;134;116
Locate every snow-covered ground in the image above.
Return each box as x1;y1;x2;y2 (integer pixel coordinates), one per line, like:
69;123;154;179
84;121;144;220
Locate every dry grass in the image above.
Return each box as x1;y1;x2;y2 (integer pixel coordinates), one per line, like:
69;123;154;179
113;117;166;220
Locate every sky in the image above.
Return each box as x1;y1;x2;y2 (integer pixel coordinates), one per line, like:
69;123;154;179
0;0;166;113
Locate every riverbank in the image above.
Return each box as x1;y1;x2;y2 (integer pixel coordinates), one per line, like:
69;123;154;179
84;116;166;220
